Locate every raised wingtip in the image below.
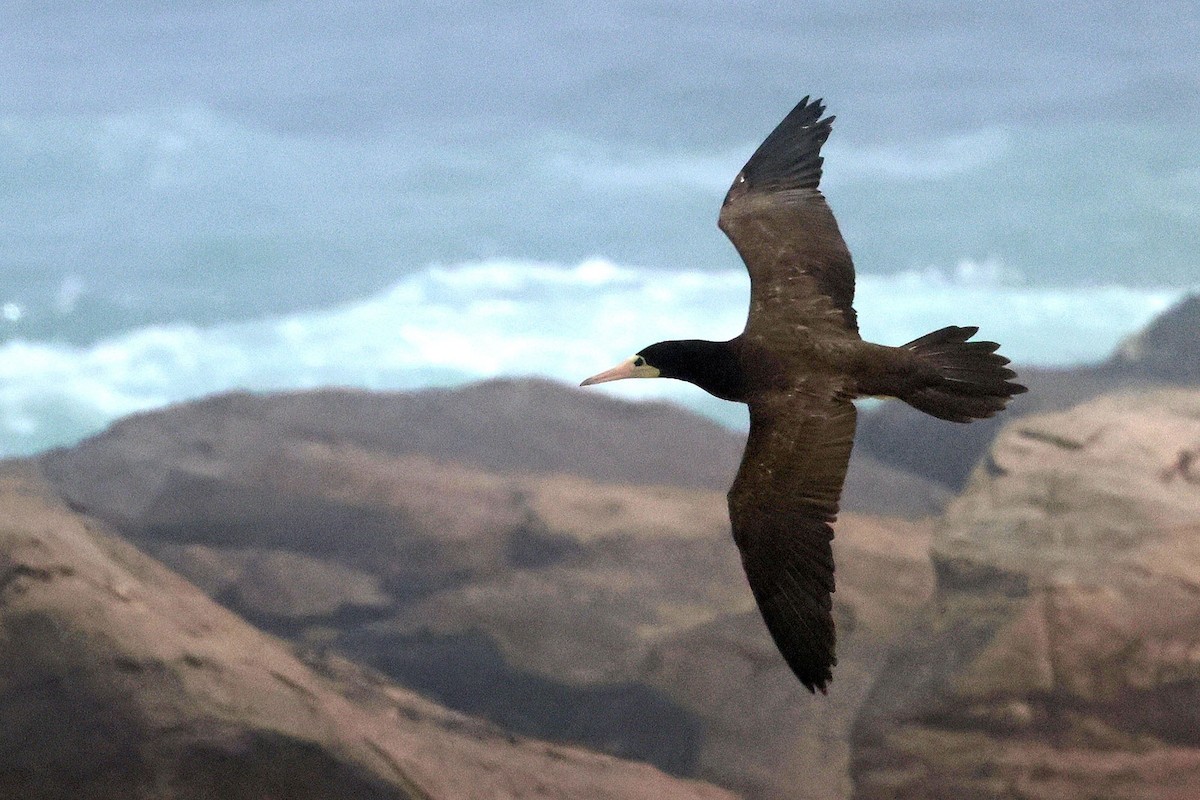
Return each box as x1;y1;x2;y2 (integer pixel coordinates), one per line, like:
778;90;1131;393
738;96;836;193
801;661;833;694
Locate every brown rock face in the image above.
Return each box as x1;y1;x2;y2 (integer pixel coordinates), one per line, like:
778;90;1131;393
39;381;936;800
0;464;739;800
851;389;1200;800
36;377;946;517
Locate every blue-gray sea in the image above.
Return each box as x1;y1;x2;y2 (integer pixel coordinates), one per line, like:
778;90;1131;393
1;1;1197;455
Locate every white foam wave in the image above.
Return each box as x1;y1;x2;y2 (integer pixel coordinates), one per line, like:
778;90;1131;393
0;257;1188;457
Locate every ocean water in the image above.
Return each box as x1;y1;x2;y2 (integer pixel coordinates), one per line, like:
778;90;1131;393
0;257;1185;457
1;2;1196;456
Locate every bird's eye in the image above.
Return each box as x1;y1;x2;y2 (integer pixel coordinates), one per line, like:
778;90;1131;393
633;356;646;367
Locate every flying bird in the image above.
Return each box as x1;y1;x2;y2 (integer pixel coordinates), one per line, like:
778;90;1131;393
580;97;1026;693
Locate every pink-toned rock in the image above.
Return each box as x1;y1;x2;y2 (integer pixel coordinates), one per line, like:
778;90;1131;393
0;463;737;800
39;381;937;800
852;389;1200;800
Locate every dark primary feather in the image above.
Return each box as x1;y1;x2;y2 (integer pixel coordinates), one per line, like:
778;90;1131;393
737;95;833;193
727;386;857;693
718;97;858;335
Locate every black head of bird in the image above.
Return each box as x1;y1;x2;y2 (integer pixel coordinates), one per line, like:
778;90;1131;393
579;339;746;402
580;96;1027;693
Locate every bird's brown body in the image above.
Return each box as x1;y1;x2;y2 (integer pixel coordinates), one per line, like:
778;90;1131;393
582;97;1026;692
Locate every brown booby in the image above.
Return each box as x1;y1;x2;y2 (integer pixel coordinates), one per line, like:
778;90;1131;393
580;97;1026;693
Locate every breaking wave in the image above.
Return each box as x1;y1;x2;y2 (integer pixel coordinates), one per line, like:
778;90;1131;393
0;257;1186;457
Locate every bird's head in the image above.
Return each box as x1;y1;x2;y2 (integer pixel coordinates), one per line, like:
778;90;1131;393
580;339;744;401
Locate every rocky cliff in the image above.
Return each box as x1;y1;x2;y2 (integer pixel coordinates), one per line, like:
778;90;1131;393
36;377;947;517
39;381;936;800
851;388;1200;799
12;291;1198;798
0;462;737;800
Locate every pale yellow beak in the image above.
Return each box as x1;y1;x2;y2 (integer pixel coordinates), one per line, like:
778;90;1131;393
580;356;659;386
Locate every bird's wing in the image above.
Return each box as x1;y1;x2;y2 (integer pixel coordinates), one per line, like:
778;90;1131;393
718;97;859;335
727;385;857;693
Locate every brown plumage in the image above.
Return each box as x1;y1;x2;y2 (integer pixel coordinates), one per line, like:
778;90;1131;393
581;97;1026;692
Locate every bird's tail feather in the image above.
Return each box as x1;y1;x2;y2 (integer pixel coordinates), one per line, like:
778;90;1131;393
900;326;1027;423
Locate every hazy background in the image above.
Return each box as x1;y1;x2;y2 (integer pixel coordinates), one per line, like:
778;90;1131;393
1;0;1197;455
